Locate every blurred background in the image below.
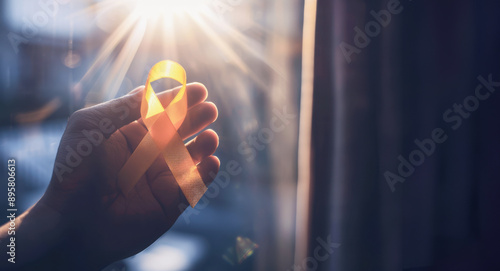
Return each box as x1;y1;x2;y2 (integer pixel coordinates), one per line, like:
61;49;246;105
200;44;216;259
2;0;500;271
0;0;301;270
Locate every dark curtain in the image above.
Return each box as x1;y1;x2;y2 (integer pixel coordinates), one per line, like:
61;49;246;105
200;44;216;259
308;0;500;270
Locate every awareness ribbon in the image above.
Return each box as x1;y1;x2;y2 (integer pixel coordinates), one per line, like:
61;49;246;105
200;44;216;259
118;60;207;207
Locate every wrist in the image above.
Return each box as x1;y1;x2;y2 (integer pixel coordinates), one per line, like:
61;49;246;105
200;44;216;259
0;199;72;270
21;201;69;264
17;200;105;270
38;195;111;270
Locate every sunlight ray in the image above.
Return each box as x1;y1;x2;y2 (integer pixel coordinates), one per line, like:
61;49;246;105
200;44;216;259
80;12;140;83
97;19;148;102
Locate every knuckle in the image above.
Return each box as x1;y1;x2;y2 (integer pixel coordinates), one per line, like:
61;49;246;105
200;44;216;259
68;109;86;124
67;109;94;130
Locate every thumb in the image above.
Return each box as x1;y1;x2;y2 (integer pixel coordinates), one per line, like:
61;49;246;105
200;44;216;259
67;86;145;135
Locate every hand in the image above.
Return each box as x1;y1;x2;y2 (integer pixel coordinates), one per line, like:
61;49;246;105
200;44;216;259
1;83;219;270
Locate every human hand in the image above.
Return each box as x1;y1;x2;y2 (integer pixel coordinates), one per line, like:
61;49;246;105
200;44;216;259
38;83;219;269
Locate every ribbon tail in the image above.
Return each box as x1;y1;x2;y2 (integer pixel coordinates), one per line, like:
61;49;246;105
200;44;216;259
161;131;207;208
118;133;160;195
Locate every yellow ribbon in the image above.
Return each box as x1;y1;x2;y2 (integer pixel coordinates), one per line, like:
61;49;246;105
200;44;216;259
118;60;207;207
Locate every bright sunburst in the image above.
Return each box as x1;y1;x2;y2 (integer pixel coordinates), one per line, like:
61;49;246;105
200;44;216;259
130;0;207;17
74;0;274;107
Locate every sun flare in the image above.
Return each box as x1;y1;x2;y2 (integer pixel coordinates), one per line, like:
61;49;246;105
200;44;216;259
75;0;272;110
126;0;207;18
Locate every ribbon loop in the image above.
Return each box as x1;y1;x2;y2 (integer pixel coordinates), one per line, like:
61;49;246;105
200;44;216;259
118;60;207;207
